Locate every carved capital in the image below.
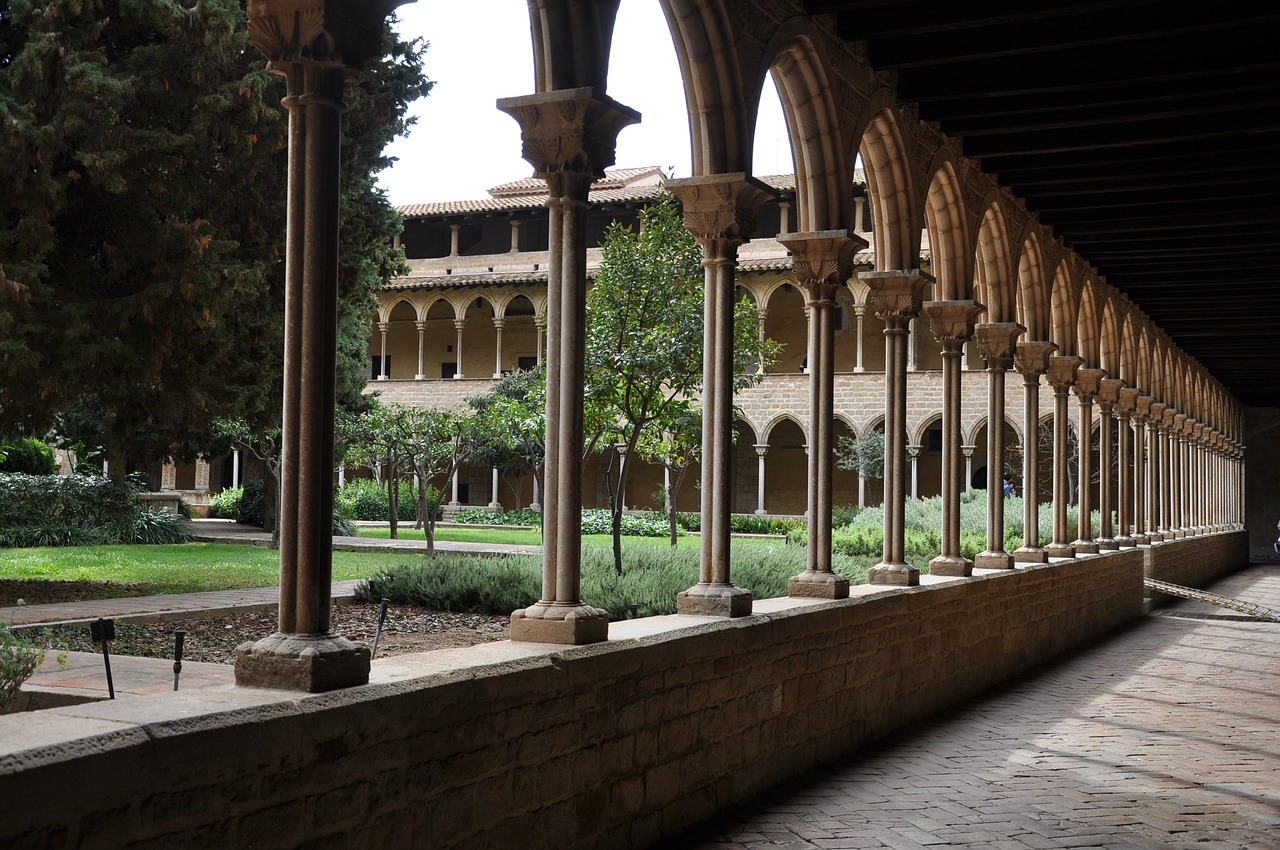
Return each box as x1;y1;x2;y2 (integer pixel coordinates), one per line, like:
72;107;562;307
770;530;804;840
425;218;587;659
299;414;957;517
777;230;868;299
863;270;931;328
1133;395;1155;422
497;88;640;192
247;0;407;70
973;322;1025;370
1073;367;1106;400
1045;355;1084;391
1192;422;1205;440
907;445;921;459
1182;417;1197;436
1116;386;1140;416
1013;340;1057;378
1148;401;1168;426
1098;377;1125;407
664;173;775;249
922;300;984;349
1173;412;1188;433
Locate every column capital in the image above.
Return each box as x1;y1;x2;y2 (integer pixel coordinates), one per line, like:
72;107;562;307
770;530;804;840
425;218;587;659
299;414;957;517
922;300;985;349
1133;395;1155;422
1098;377;1124;408
377;320;389;332
961;444;976;458
497;88;639;192
777;230;868;298
1148;401;1168;424
754;444;769;458
864;270;932;328
1173;412;1188;431
665;173;775;250
1192;421;1205;441
1073;367;1106;399
414;319;426;331
453;319;467;331
492;317;506;330
973;322;1025;370
1116;386;1140;416
1045;354;1084;391
907;444;921;459
1013;339;1057;378
247;0;407;71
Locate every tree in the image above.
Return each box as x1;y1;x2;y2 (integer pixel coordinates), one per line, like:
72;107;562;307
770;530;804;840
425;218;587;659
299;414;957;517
467;367;546;510
633;403;702;546
214;418;282;547
836;428;885;480
585;192;779;573
0;0;430;463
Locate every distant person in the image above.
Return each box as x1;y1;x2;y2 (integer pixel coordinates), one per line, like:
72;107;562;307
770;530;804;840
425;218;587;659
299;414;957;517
1002;475;1013;498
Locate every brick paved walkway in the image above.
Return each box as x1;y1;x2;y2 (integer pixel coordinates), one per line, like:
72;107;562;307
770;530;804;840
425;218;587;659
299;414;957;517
671;563;1280;850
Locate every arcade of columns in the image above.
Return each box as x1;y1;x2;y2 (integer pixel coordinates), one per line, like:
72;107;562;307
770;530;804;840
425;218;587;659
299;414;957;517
235;0;1245;689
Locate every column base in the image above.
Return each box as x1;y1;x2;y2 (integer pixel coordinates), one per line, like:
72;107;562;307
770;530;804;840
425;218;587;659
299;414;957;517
1013;546;1048;564
677;582;753;617
1133;532;1151;546
868;562;920;586
928;554;973;577
788;569;850;599
510;602;609;645
1148;531;1165;542
1115;534;1136;548
1096;536;1118;551
1173;528;1186;539
1044;542;1075;558
974;550;1015;570
754;508;767;516
1071;539;1100;554
234;632;370;693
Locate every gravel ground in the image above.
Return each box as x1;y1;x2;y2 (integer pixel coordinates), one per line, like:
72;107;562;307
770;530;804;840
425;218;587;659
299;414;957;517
4;581;510;664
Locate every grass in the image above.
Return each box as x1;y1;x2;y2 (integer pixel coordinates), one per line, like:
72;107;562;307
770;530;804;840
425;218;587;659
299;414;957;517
355;525;544;546
0;543;420;596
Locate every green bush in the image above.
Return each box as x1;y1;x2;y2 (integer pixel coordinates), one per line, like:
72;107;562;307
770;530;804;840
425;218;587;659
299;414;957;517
452;507;542;526
237;479;266;527
1;623;44;714
208;486;242;519
335;479;418;522
0;473;188;547
0;437;58;475
580;509;670;537
107;509;194;545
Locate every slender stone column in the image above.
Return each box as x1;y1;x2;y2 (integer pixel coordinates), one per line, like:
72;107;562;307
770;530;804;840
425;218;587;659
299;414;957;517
923;300;982;576
1157;407;1175;538
1045;355;1082;558
1131;396;1152;545
452;319;466;379
414;320;426;379
1172;412;1187;537
666;174;773;615
1013;340;1056;563
499;87;638;644
908;445;921;499
1071;369;1103;553
449;223;461;257
756;308;768;373
1191;421;1205;533
232;449;242;489
1147;402;1167;541
962;445;976;493
534;314;545;367
1096;378;1122;550
492;317;506;377
754;445;768;516
854;306;866;372
866;271;931;585
377;321;389;380
235;0;405;691
779;231;864;599
488;467;502;510
973;323;1024;569
1115;387;1138;547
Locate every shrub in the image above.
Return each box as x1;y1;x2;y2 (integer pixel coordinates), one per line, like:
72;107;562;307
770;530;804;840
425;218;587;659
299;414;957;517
0;437;58;475
208;487;243;519
107;509;194;545
580;509;670;537
335;479;418;522
237;479;266;527
1;623;44;714
0;474;191;547
453;508;542;526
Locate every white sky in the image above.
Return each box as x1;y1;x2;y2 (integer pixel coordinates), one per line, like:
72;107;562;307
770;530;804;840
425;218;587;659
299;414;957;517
376;0;790;206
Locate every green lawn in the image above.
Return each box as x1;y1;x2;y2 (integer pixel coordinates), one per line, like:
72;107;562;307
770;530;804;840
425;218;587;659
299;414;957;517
0;543;418;596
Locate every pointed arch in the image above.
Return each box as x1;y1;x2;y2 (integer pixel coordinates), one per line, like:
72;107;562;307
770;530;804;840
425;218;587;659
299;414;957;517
923;156;973;300
1015;231;1049;340
859;106;920;270
1077;277;1101;367
1049;260;1079;355
973;199;1015;322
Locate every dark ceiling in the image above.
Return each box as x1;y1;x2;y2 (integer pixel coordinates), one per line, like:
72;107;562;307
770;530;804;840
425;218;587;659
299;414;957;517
804;1;1280;408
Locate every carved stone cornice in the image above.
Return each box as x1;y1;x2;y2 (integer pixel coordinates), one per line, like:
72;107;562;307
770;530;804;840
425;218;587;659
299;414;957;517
1014;340;1057;378
973;322;1025;370
1116;386;1140;416
922;300;985;350
497;88;640;191
247;0;408;70
1097;377;1124;409
664;173;775;248
863;270;932;329
777;230;867;302
1073;368;1106;400
1045;355;1084;391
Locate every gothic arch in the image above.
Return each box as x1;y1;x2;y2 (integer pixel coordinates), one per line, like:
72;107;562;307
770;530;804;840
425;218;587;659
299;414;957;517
761;412;807;446
973;198;1015;322
923;156;973;300
1015;231;1049;341
1049;260;1079;355
859;105;920;270
1077;277;1102;367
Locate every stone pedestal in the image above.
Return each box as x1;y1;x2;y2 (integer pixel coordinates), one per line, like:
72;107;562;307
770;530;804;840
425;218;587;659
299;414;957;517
510;603;610;645
234;634;370;693
677;583;754;617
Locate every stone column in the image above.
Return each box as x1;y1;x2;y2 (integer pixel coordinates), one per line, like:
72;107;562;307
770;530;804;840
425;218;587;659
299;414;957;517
922;300;982;576
534;314;545;367
962;445;976;493
973;322;1024;569
1045;355;1082;558
866;271;931;585
854;196;866;233
780;230;864;599
377;321;389;380
1172;412;1187;537
754;445;768;516
1147;402;1167;541
235;0;404;691
1114;387;1139;547
1131;396;1153;545
492;317;506;378
908;445;921;499
1096;378;1122;550
498;87;638;644
161;461;177;491
232;449;242;489
853;306;866;372
449;223;461;257
1013;340;1056;563
666;174;773;615
756;307;768;373
1157;406;1175;538
509;218;521;252
778;200;791;234
1071;369;1103;553
489;467;502;510
452;319;466;379
1191;421;1205;534
414;320;426;380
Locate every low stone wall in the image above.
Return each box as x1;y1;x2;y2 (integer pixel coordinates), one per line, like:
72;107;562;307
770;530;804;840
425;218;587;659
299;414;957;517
1143;529;1249;600
2;550;1147;849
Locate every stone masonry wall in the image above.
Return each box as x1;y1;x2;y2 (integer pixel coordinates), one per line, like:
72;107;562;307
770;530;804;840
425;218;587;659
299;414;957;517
1;547;1161;850
1143;530;1249;603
